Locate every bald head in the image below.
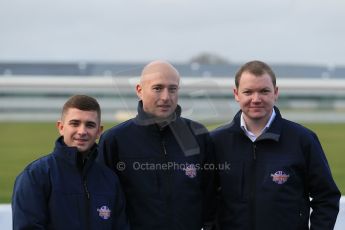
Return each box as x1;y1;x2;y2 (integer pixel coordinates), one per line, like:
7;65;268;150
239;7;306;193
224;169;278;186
140;60;180;85
136;60;180;118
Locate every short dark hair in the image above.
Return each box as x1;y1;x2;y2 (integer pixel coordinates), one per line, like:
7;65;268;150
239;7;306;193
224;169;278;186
235;60;276;88
61;95;101;122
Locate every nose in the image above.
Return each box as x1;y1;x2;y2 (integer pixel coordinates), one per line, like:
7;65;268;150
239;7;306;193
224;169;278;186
160;88;170;101
252;93;261;103
78;125;87;135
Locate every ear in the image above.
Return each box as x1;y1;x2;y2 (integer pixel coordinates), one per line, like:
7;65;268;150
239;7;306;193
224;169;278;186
274;86;279;101
233;87;240;102
97;125;104;139
56;120;64;136
136;84;143;100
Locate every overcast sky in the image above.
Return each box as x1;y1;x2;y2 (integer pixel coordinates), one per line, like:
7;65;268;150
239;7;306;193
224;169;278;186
1;0;344;66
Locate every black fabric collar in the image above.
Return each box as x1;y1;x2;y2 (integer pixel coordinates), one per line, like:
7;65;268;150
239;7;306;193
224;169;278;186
227;106;283;142
134;100;182;127
133;101;200;156
54;136;98;172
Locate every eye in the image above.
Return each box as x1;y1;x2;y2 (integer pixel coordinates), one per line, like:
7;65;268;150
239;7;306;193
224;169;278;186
153;86;162;92
261;89;271;94
69;121;80;127
168;87;178;93
242;91;252;95
86;122;97;128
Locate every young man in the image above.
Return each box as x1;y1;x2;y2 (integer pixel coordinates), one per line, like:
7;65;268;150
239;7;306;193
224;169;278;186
12;95;129;230
211;60;340;230
98;60;215;230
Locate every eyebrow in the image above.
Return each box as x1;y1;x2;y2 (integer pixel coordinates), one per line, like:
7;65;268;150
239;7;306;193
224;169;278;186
242;86;271;90
151;84;178;87
68;119;97;125
86;121;97;125
68;119;81;123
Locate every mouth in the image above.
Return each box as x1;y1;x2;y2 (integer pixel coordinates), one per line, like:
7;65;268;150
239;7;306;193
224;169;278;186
74;138;88;144
158;105;171;110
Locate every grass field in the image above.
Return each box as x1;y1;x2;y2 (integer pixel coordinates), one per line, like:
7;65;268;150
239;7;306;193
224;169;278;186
1;122;344;203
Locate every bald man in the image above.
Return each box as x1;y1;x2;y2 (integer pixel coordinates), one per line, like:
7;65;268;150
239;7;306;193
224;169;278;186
98;60;216;230
136;60;180;120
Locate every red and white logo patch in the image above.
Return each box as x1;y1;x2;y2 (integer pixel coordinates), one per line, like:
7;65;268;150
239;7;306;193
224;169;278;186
97;205;111;220
184;164;197;178
270;171;290;184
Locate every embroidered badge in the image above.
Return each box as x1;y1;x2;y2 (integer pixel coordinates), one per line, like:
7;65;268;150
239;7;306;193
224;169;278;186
97;205;111;220
184;164;197;178
271;171;290;184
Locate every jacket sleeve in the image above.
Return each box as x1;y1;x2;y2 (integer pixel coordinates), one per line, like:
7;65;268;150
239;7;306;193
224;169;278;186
97;131;119;172
112;175;130;230
201;133;218;230
306;132;341;230
12;167;50;230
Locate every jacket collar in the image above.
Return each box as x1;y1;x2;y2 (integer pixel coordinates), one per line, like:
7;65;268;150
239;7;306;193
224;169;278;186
133;101;200;157
134;100;182;127
53;136;98;172
229;106;283;142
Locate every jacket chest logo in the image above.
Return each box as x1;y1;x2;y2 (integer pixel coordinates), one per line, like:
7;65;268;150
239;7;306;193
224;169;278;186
271;171;290;184
184;164;197;178
97;205;111;220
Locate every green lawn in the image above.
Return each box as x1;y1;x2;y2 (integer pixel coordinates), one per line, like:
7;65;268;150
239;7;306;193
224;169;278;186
1;122;344;203
302;123;345;195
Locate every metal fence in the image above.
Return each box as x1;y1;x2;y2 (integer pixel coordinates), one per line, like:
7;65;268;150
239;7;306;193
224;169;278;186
1;76;345;123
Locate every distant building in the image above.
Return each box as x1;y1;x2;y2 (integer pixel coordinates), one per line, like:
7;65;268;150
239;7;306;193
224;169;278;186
1;61;345;78
0;62;345;122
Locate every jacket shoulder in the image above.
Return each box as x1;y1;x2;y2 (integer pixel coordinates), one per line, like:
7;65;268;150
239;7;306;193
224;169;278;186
101;119;135;139
14;154;53;191
180;117;209;136
281;118;317;138
210;121;236;138
22;154;52;174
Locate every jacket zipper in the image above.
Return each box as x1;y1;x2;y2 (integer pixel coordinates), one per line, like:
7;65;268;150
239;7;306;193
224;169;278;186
83;177;91;230
162;139;167;155
83;179;90;200
160;135;172;227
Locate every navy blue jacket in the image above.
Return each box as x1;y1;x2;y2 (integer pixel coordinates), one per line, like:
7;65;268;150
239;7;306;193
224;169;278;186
211;107;340;230
12;137;129;230
98;102;215;230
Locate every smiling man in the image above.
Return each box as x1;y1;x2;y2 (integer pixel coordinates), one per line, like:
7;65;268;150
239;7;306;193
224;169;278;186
12;95;129;230
98;60;216;230
211;60;340;230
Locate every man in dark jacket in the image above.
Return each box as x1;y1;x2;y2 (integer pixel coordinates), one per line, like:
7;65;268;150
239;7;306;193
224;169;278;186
211;60;341;230
12;95;129;230
98;60;215;230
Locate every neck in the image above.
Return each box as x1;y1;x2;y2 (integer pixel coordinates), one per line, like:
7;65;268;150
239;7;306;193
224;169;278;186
243;115;270;137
